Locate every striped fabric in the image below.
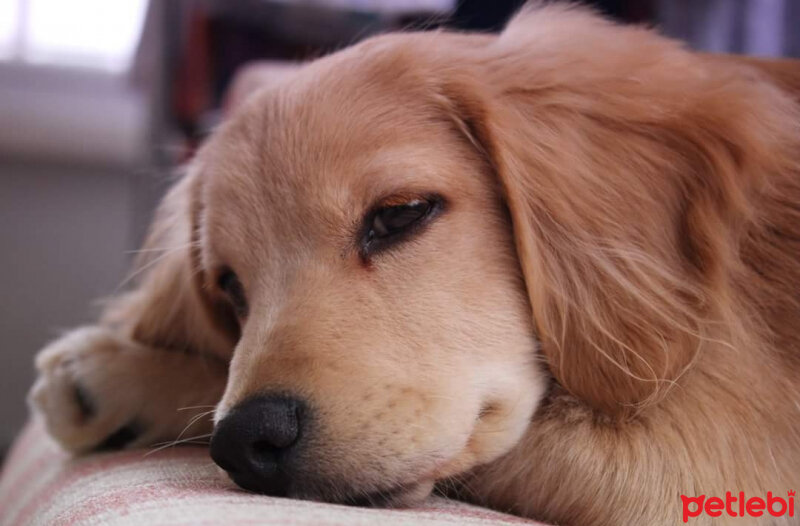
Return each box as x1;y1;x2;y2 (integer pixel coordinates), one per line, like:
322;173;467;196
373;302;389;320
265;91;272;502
0;420;546;526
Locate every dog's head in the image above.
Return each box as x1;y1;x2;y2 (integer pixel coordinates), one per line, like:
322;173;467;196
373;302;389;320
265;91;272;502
198;29;545;503
129;4;800;506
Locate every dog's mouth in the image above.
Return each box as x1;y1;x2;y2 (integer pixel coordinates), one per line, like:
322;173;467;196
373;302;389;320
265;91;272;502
339;479;435;508
219;457;438;509
211;394;516;509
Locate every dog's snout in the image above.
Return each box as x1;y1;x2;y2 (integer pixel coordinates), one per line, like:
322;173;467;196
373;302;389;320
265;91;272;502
210;395;304;495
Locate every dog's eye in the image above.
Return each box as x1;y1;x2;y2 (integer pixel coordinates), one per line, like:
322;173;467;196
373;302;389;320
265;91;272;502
217;269;248;317
362;196;441;256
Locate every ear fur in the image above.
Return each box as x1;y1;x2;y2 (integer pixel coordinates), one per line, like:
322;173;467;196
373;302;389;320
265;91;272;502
102;166;237;357
702;53;800;102
436;4;800;416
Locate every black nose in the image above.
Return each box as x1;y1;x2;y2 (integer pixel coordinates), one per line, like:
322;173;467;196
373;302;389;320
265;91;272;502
210;395;304;495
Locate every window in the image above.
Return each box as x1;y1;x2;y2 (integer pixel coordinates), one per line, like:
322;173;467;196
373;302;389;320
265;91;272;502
0;0;149;72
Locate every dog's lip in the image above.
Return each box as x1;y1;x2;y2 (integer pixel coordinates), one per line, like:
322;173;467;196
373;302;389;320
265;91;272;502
339;478;435;508
215;452;438;507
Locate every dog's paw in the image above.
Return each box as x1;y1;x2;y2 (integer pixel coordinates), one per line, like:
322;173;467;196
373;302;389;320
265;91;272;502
29;326;227;454
28;327;152;453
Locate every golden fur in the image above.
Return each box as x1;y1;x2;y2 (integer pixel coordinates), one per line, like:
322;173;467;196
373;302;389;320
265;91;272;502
29;5;800;525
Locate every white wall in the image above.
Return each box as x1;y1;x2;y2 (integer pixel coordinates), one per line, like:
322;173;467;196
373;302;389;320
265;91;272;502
0;161;139;448
0;54;157;450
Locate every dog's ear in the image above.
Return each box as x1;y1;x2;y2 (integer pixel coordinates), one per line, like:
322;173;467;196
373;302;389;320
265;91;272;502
435;5;798;416
101;62;301;359
111;167;240;353
102;166;238;356
702;54;800;103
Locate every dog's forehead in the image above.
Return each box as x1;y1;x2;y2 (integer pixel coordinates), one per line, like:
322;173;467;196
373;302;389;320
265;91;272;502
213;54;433;189
199;42;470;260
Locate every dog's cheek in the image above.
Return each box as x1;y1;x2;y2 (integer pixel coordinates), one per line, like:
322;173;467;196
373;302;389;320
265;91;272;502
331;376;479;457
432;363;546;480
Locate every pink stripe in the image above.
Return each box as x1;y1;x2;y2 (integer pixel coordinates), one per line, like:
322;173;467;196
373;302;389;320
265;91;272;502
172;521;315;526
2;423;542;526
53;485;329;526
12;447;209;526
0;450;59;517
0;423;39;499
414;504;536;524
0;423;63;516
0;422;39;477
177;521;309;526
53;484;520;526
0;421;46;484
207;496;534;526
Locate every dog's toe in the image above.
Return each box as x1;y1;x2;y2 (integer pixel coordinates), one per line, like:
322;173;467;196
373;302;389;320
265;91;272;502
28;327;147;453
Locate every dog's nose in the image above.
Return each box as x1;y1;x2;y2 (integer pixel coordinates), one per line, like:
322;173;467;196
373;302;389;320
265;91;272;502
210;395;304;495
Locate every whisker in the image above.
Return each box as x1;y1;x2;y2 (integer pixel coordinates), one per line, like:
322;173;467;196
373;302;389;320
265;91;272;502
142;433;212;457
177;405;217;411
126;243;196;255
173;409;216;446
148;433;213;449
144;433;213;457
115;241;200;291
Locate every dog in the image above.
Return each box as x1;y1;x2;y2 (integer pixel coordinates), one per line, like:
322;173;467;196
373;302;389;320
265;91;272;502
28;4;800;525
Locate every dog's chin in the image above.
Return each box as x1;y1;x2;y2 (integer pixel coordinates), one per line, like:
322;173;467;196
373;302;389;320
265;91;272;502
338;479;435;508
287;478;435;509
220;464;437;508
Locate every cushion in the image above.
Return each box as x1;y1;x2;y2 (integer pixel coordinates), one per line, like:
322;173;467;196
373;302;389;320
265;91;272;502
0;420;546;526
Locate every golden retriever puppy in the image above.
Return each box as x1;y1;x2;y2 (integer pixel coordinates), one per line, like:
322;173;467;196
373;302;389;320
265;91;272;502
29;4;800;525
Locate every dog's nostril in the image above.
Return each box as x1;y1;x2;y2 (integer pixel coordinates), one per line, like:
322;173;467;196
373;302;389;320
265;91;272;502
210;395;305;495
253;440;275;453
251;439;281;462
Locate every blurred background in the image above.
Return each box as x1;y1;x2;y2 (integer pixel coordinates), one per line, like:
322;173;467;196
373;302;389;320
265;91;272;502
1;0;798;455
